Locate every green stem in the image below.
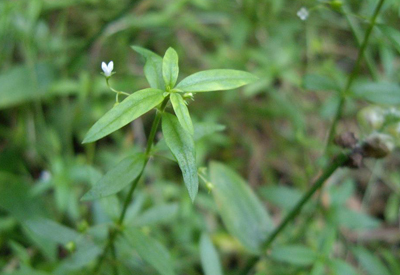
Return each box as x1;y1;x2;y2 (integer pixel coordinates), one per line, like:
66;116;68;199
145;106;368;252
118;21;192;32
242;153;349;275
342;5;379;81
261;153;349;250
111;242;118;275
325;0;385;149
93;96;170;273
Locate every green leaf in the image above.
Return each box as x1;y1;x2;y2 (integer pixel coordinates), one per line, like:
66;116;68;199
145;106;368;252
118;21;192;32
335;207;380;231
132;203;179;227
25;218;80;245
163;47;179;88
132;46;165;90
122;228;176;275
303;74;339;92
381;249;400;275
194;122;226;140
26;218;101;272
83;88;164;143
259;186;302;210
270;245;317;266
378;24;400;54
55;240;101;273
7;265;51;275
353;246;391;275
0;174;57;260
310;261;325;275
351;81;400;105
176;69;258;92
162;113;198;201
328;179;355;206
170;93;194;135
200;234;224;275
81;154;145;201
209;162;273;254
330;259;358;275
0;63;55;109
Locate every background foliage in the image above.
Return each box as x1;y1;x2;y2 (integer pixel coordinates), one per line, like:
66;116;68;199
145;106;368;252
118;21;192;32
1;0;400;274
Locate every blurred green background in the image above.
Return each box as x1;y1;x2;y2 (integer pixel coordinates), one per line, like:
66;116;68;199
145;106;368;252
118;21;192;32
1;0;400;274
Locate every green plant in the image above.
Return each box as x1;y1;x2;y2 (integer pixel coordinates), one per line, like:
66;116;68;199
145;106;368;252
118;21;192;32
82;46;258;272
1;0;400;274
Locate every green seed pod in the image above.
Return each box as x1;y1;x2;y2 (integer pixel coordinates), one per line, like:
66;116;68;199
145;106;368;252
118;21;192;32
206;182;214;192
65;241;76;253
330;0;343;11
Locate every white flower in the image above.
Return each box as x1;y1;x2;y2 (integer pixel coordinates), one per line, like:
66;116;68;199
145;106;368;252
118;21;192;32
297;7;309;21
39;170;52;182
101;61;114;77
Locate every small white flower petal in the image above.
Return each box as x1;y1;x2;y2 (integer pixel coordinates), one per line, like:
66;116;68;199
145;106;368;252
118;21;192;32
297;7;309;21
101;61;114;77
101;62;108;73
108;61;114;72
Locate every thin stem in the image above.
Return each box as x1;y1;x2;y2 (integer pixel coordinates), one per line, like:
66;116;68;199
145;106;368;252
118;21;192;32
242;153;349;275
106;78;130;104
261;153;349;250
111;242;118;275
325;0;385;149
342;4;379;80
93;96;170;273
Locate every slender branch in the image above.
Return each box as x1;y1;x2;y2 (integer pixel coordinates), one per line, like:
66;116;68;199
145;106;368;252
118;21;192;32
325;0;386;149
261;153;349;250
111;242;118;275
241;153;350;275
93;96;170;273
342;5;379;80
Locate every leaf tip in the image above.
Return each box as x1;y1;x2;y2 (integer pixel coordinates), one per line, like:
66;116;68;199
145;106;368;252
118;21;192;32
80;192;91;201
82;135;93;144
189;189;198;203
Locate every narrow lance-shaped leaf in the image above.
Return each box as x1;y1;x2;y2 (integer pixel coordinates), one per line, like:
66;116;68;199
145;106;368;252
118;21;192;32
131;46;165;90
25;218;80;245
351;81;400;105
83;88;164;143
162;113;198;201
0;63;55;109
170;93;194;135
176;69;258;92
303;74;340;92
200;234;224;275
353;246;391;275
271;245;318;266
162;47;179;88
122;228;176;275
81;154;146;201
378;24;400;54
270;245;318;266
330;259;358;275
210;162;273;254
